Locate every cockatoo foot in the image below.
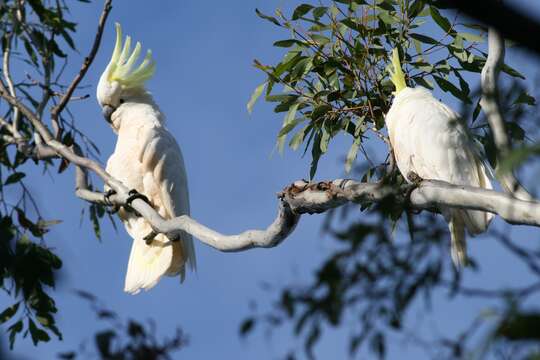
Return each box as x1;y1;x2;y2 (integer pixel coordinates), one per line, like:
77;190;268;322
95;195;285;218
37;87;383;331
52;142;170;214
125;189;152;216
104;189;120;214
404;173;423;214
406;171;423;185
143;230;158;245
142;230;179;245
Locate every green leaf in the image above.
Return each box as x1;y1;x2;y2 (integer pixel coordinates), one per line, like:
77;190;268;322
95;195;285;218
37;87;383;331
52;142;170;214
273;39;305;48
472;98;482;123
310;132;322;179
289;125;310;151
292;4;314;20
310;34;330;46
278;118;304;138
409;33;438;44
305;325;321;359
497;312;540;341
89;204;101;240
457;32;484;43
320;128;330;153
8;320;23;349
430;6;452;33
95;330;115;357
311;104;332;120
498;144;540;174
408;0;426;18
28;319;50;345
247;82;267;114
278;103;299;153
378;11;398;25
313;7;328;20
291;57;313;80
433;76;471;104
5;172;25;185
502;63;525;79
239;318;256;336
513;92;536;106
255;9;281;26
0;303;20;324
345;137;360;173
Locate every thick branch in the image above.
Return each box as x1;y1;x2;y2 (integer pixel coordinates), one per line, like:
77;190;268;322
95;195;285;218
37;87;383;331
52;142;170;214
480;27;532;201
281;180;540;227
76;178;540;252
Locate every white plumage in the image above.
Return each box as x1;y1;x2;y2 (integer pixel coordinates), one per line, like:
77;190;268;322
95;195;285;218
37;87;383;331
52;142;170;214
96;24;196;293
386;50;493;267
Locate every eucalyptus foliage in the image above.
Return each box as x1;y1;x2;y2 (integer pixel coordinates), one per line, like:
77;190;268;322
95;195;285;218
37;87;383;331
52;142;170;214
0;0;108;349
248;0;528;178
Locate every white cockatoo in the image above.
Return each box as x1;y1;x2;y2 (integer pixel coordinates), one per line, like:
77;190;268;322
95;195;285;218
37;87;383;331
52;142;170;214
96;23;196;293
385;48;493;267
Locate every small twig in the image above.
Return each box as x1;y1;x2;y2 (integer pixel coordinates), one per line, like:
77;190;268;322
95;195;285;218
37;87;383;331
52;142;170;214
50;0;113;123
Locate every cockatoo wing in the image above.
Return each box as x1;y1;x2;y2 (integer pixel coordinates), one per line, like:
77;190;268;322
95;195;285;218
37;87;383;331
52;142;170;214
124;126;196;294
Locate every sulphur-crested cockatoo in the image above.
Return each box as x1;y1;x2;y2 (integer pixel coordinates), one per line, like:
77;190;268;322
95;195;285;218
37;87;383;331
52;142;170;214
385;48;493;267
96;23;196;293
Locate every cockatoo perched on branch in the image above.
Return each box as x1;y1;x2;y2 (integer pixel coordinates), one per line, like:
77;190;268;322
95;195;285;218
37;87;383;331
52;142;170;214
385;48;493;268
96;23;196;293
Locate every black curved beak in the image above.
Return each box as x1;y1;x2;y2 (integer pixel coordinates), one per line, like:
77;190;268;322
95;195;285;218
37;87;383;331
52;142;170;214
102;105;115;124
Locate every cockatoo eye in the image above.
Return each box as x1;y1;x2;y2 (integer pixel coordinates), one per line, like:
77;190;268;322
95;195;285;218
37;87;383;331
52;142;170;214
119;98;125;104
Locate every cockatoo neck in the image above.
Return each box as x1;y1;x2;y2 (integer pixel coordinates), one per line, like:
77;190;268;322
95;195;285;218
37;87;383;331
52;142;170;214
393;86;432;104
110;88;164;132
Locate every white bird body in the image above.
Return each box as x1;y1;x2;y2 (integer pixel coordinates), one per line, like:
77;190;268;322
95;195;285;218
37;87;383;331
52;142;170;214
97;24;195;293
386;50;493;266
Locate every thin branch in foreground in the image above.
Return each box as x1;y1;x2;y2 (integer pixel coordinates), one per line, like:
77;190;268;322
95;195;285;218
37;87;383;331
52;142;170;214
480;26;533;201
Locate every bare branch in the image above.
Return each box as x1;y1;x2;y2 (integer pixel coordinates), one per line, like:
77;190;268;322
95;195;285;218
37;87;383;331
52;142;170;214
2;33;22;139
50;0;113;124
77;177;540;252
480;27;533;201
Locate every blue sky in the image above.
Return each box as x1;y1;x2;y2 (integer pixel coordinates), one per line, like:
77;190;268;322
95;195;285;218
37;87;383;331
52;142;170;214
1;1;540;359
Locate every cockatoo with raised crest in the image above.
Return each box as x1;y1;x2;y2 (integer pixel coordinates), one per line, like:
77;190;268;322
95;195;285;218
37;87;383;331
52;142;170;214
385;48;493;268
96;23;196;293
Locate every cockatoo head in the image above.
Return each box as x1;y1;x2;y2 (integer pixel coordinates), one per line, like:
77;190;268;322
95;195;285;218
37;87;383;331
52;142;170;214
388;48;407;95
96;23;156;123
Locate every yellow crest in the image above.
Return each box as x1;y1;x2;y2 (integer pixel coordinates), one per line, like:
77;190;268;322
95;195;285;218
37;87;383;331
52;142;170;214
107;23;156;89
388;48;406;93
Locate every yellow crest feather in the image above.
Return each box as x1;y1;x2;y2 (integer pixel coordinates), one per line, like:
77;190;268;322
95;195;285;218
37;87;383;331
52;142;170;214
388;48;406;93
107;23;156;89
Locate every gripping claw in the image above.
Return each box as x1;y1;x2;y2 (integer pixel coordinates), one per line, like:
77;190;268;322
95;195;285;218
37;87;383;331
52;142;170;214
104;189;120;214
124;189;151;216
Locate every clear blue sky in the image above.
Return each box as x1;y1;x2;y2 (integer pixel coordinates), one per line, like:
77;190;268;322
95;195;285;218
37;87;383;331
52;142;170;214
1;1;539;359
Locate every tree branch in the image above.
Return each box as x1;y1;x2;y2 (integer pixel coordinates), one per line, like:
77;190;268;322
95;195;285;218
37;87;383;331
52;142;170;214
50;0;112;125
480;27;532;201
2;32;22;140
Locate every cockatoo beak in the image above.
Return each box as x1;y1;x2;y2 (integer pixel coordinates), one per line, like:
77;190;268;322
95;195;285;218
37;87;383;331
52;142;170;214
102;104;115;123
